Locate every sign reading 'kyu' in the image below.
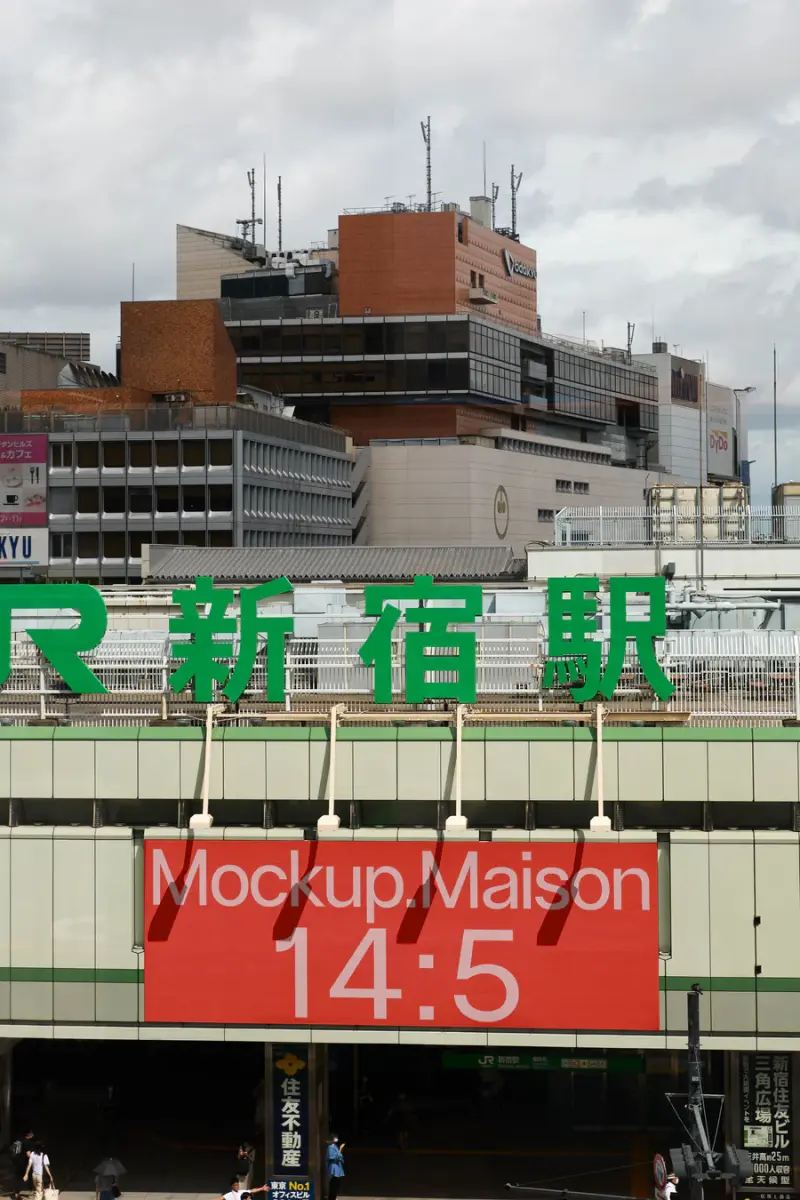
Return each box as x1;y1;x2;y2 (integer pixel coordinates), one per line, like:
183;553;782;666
0;574;674;704
144;840;659;1030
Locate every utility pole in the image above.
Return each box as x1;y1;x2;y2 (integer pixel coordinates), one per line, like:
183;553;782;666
507;987;753;1200
420;117;432;211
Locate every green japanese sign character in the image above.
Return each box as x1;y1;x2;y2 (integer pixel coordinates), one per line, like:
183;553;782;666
544;576;674;703
169;575;294;703
0;583;108;694
359;574;483;703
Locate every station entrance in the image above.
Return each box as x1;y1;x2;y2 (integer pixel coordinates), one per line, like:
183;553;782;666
6;1039;709;1200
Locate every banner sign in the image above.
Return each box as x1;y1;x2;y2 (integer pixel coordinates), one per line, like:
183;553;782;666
742;1053;794;1195
272;1049;310;1177
0;574;672;704
144;840;659;1030
0;435;47;527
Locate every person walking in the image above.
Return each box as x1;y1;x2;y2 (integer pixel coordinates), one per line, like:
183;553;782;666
23;1143;53;1200
326;1136;345;1200
236;1143;255;1192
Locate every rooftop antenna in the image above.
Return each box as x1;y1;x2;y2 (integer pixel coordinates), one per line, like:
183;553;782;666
491;182;499;230
262;153;267;249
627;321;635;363
420;116;432;210
510;164;523;240
277;175;283;253
236;168;263;248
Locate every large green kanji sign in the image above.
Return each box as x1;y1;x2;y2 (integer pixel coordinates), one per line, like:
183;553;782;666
543;575;674;702
0;574;673;704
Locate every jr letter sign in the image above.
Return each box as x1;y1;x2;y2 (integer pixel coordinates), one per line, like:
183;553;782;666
144;841;659;1030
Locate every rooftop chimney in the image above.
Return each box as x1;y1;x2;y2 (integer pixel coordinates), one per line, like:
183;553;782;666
469;196;492;229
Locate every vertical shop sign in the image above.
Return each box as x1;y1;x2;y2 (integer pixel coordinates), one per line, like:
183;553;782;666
272;1049;311;1187
742;1053;794;1198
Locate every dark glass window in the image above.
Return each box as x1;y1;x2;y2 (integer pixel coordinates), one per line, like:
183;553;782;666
384;324;405;355
426;322;447;354
405;322;426;355
129;441;152;468
447;321;469;353
364;324;384;355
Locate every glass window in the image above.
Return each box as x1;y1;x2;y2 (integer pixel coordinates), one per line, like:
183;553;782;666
405;322;427;355
76;532;99;558
384;323;405;355
364;324;384;355
182;485;206;513
129;440;152;468
50;442;73;469
76;442;98;469
102;487;125;514
103;531;125;558
209;439;233;466
76;486;99;513
155;440;179;468
155;486;179;513
129;487;153;514
182;440;205;468
447;321;469;353
426;322;447;354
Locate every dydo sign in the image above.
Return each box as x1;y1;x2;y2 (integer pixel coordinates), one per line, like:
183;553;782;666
145;841;659;1029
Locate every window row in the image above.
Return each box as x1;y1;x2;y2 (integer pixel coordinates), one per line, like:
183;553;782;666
242;486;350;524
242;440;349;485
49;485;233;516
470;360;519;401
229;319;470;358
469;323;519;366
242;529;350;548
50;438;233;470
554;350;658;402
553;387;617;424
244;359;471;396
50;529;235;559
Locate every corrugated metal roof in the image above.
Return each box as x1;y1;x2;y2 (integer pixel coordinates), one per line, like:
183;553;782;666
144;545;525;584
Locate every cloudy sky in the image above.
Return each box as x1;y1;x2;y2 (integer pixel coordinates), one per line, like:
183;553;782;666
2;0;799;501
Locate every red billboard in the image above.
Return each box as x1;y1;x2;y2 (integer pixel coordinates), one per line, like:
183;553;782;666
144;840;659;1030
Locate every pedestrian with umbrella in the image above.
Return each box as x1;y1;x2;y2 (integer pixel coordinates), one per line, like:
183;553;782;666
94;1156;126;1200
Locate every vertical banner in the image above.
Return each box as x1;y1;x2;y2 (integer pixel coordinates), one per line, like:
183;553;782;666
741;1053;794;1198
270;1047;314;1200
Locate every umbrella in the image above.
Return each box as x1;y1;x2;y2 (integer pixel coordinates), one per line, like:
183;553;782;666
93;1160;127;1178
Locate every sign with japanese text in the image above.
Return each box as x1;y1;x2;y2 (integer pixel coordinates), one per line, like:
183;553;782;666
742;1053;794;1195
0;435;47;527
0;574;673;704
144;840;659;1030
272;1049;309;1177
543;576;674;702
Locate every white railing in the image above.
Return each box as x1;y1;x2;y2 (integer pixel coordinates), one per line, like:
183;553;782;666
1;628;799;726
554;505;800;547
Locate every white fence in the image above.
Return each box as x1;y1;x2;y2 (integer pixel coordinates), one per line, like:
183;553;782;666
2;627;800;726
554;505;800;547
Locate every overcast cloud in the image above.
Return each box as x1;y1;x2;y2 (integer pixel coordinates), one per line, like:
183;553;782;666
1;0;799;501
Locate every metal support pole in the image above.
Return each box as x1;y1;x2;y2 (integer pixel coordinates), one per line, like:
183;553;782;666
445;703;468;832
590;702;611;832
318;704;344;831
189;703;216;830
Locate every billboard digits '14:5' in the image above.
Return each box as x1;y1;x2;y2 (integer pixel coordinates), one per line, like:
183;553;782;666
144;841;659;1031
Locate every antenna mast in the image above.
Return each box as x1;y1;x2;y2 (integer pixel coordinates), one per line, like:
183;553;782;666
510;165;523;241
236;168;263;248
277;175;283;253
491;183;499;231
420;117;432;210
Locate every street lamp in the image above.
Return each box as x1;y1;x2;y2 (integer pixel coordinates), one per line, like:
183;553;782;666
733;386;755;480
